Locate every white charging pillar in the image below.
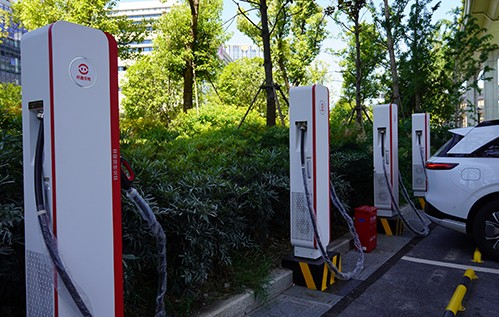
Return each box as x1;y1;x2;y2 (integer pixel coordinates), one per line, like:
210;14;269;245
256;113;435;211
22;21;123;316
289;85;330;259
373;104;398;218
412;113;430;197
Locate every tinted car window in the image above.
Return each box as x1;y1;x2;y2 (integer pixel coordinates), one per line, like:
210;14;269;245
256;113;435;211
475;137;499;157
435;134;463;157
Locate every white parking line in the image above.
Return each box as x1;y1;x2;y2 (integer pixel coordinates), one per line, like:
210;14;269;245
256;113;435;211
401;256;499;275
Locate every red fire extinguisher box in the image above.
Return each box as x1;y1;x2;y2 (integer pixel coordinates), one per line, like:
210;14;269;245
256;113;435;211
354;206;377;253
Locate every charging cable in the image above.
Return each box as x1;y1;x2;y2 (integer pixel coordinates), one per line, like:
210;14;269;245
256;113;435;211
298;123;364;280
34;114;93;317
121;157;168;317
378;129;429;237
415;130;428;181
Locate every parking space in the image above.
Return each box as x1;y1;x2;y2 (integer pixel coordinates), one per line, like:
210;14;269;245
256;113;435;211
247;225;499;317
326;226;499;317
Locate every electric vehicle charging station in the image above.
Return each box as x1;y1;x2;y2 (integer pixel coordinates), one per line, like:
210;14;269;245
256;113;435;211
412;113;430;197
284;84;364;289
289;84;330;260
373;104;399;218
22;21;123;316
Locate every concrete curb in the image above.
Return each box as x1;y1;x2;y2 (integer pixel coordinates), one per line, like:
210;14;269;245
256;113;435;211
193;268;293;317
193;234;354;317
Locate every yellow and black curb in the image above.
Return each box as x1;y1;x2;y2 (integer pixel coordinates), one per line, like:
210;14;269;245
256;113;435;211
281;252;341;291
443;268;477;317
377;216;404;236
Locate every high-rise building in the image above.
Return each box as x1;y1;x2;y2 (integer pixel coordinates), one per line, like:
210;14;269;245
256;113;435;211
111;0;176;55
223;44;263;61
110;0;176;102
0;0;27;84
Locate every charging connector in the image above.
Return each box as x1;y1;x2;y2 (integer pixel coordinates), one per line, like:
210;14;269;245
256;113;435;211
295;121;308;130
416;130;422;145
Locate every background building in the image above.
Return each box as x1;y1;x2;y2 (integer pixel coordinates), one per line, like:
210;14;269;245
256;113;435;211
0;0;27;84
111;0;176;102
465;0;499;125
112;0;176;55
223;44;262;61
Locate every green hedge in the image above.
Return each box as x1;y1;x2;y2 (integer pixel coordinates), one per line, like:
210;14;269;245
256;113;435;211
2;100;452;316
120;105;291;315
0;107;25;317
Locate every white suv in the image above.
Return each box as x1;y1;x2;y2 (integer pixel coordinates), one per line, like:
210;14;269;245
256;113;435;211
425;120;499;261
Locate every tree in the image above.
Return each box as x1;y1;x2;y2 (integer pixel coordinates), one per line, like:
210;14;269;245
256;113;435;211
398;0;440;116
437;12;498;125
154;0;226;113
246;0;327;90
327;0;367;124
375;0;409;109
337;22;385;118
12;0;147;59
184;0;199;113
214;57;265;109
121;54;183;126
0;6;12;40
122;0;225;123
236;0;327;126
0;83;22;131
306;60;332;86
235;0;278;126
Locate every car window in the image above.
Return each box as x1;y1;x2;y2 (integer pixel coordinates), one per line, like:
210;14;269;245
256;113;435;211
474;137;499;157
435;134;463;157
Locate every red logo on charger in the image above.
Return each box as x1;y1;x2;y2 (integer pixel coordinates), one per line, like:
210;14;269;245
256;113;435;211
320;101;326;115
78;63;89;75
70;57;96;88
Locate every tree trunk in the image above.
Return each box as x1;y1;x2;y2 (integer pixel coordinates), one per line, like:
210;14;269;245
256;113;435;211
277;54;290;91
413;0;421;113
184;0;199;112
354;10;362;124
183;63;194;113
383;0;402;110
277;36;291;90
260;0;276;127
415;93;421;113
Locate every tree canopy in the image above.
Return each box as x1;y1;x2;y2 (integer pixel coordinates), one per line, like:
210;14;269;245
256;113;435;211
12;0;147;59
337;22;385;113
9;0;489;126
122;0;226;123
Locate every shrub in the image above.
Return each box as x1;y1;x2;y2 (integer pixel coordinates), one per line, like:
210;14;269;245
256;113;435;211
120;105;289;315
2;92;445;316
213;57;265;111
119;100;386;315
329;111;374;203
0;103;25;317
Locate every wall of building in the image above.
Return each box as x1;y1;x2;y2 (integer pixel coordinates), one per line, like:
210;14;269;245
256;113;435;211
0;0;27;84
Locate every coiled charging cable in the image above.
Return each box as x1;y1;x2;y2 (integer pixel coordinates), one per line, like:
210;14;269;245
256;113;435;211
298;123;364;280
121;157;168;317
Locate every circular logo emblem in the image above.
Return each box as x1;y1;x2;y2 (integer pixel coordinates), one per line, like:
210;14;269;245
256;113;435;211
69;57;97;88
78;63;89;75
319;101;326;115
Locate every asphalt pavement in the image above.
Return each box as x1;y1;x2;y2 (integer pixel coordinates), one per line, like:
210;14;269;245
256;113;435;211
249;226;499;317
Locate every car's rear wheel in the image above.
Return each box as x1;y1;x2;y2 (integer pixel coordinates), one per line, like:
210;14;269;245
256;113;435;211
473;200;499;262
